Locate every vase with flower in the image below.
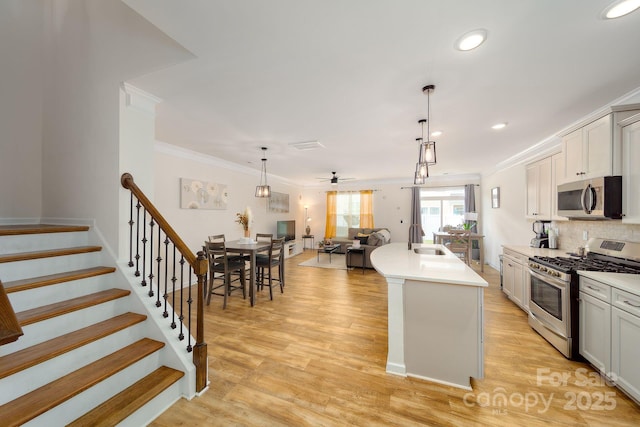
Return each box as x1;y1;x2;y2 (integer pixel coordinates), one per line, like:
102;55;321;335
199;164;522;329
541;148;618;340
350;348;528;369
236;207;252;241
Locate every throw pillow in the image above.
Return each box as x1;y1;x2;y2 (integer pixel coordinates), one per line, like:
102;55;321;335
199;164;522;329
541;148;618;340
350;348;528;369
367;232;381;246
356;236;368;245
377;229;391;243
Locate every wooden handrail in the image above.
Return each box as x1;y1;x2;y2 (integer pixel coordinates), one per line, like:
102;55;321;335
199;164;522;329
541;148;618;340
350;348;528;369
121;173;203;275
121;172;208;393
0;280;24;346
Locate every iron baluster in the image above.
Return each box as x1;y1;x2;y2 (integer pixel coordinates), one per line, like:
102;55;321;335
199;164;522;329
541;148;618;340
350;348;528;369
128;192;134;267
134;200;141;277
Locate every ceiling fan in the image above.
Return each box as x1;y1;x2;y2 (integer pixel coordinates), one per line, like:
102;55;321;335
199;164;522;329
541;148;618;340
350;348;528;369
317;171;355;185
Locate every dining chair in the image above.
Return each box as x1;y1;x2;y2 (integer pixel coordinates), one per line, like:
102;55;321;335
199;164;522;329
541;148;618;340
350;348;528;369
256;238;285;300
446;229;472;265
204;235;246;308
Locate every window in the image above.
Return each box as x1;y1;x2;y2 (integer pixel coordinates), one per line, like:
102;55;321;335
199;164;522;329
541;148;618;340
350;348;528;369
419;187;465;242
325;190;374;238
335;192;361;237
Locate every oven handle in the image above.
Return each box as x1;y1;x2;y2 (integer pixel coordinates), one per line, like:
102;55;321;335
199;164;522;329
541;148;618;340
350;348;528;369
529;268;568;289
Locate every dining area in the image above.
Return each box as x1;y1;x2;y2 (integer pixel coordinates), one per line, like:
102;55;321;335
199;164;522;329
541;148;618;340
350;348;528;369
432;227;485;272
203;233;285;308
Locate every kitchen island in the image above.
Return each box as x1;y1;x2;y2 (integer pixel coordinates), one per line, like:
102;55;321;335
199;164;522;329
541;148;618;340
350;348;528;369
371;242;488;390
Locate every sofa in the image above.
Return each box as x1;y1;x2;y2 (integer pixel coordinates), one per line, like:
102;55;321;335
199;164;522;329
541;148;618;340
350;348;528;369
330;227;391;269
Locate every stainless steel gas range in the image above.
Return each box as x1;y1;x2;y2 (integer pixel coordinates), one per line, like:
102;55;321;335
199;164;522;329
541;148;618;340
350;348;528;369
527;238;640;359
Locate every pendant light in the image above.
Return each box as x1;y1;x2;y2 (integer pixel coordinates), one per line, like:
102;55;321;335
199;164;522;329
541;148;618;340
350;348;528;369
255;147;271;198
414;84;437;184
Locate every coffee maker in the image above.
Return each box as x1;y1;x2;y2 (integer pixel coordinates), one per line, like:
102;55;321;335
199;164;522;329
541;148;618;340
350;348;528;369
530;220;551;248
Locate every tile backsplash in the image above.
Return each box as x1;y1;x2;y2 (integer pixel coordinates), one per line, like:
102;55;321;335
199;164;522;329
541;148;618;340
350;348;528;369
554;220;640;253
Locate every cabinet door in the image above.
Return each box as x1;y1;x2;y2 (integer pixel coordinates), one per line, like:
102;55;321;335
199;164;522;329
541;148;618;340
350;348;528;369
510;260;524;309
583;114;612;179
551;152;567;220
579;291;611;374
523;269;531;313
563;129;583;180
612;306;640;402
503;257;515;297
622;119;640;223
525;163;539;218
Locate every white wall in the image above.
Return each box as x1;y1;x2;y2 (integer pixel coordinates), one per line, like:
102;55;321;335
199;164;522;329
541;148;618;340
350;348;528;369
0;1;43;219
154;143;305;254
38;0;192;252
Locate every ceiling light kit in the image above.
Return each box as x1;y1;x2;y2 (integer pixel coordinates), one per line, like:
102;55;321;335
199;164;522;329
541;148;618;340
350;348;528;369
255;146;271;198
602;0;640;19
492;122;508;130
455;28;488;51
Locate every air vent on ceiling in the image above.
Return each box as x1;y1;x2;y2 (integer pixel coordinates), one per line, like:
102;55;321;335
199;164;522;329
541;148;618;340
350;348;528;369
288;140;325;151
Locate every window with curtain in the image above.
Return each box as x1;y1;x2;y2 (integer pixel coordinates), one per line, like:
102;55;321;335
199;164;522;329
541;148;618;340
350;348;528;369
325;190;374;238
419;187;465;243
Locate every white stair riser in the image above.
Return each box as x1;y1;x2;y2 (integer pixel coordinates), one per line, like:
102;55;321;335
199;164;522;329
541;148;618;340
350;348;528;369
22;351;164;427
0;231;91;254
0;323;149;405
7;274;115;313
118;380;183;427
0;251;105;282
0;298;133;355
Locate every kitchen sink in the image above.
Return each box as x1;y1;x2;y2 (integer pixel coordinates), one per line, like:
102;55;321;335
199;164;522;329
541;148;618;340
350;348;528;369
413;247;446;255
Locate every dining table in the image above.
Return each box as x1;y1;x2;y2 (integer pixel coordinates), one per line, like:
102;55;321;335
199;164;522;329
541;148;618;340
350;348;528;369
224;239;272;306
432;231;485;272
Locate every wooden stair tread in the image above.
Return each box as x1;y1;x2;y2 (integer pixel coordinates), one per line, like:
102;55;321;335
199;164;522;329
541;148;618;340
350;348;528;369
0;246;102;264
0;224;90;236
0;338;165;427
4;266;116;293
68;366;184;427
16;288;131;326
0;312;147;380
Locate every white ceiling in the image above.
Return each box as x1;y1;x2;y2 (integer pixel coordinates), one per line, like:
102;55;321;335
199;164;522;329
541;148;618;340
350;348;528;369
123;0;640;186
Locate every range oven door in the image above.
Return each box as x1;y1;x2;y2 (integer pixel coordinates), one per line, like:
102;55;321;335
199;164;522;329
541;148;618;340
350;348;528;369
529;268;569;339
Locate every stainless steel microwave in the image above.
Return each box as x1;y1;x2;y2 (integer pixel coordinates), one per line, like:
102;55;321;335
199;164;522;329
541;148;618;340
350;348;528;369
557;176;622;219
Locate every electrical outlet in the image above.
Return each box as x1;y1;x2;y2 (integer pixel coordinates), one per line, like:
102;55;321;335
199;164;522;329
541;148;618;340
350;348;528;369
583;230;588;241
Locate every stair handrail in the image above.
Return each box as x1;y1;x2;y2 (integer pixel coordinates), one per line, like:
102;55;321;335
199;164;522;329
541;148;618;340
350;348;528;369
121;173;208;393
0;280;24;346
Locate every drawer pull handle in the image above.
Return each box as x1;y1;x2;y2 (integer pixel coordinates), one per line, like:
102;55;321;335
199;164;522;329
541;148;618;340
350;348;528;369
586;285;601;292
623;300;640;308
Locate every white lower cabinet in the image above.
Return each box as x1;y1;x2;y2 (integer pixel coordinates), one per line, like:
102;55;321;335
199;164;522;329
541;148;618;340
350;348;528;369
579;291;611;374
579;275;640;403
502;249;527;310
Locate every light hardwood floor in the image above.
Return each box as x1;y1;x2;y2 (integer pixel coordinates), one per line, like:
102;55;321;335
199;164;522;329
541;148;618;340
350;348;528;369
152;251;640;426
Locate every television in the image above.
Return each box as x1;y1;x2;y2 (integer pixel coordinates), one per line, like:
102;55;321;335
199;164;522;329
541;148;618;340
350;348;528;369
276;220;295;242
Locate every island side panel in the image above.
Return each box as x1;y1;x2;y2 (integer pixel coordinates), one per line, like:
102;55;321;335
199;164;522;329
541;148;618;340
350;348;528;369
386;276;407;375
403;279;483;389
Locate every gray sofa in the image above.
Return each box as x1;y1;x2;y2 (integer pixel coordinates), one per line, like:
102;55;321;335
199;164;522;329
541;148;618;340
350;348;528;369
330;227;391;269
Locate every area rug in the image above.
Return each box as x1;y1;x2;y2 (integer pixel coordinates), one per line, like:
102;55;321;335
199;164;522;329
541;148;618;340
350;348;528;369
298;253;348;270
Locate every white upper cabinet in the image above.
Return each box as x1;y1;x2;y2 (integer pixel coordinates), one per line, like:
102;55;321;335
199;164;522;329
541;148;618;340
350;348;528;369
551;152;567;221
560;105;640;184
525;156;552;219
563;115;612;181
621;113;640;223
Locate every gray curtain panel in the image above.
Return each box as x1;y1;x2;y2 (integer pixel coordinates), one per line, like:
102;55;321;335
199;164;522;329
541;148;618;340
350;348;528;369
464;184;477;234
410;187;424;243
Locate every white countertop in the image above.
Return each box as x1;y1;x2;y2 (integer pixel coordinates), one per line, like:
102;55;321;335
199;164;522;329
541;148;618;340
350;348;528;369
370;242;488;287
578;271;640;296
502;245;566;258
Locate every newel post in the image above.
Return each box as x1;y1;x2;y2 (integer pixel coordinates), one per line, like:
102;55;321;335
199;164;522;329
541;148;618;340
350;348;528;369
193;250;209;392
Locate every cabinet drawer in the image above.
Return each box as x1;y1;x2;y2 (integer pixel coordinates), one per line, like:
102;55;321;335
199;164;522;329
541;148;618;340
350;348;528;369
580;277;611;302
612;288;640;317
503;249;528;264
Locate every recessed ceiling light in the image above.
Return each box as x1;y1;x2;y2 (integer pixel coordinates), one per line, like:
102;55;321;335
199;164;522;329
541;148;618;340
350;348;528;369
431;131;443;137
492;122;507;130
602;0;640;18
455;29;488;51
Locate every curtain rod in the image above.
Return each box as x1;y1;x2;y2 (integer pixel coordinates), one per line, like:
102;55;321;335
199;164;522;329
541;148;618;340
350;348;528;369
400;184;480;189
323;189;381;193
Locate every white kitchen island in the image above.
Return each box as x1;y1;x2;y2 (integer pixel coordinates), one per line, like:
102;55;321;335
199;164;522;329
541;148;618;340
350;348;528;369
371;242;488;390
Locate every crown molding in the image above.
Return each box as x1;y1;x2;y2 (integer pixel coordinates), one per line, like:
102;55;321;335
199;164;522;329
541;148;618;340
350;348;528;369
154;141;298;187
121;82;162;117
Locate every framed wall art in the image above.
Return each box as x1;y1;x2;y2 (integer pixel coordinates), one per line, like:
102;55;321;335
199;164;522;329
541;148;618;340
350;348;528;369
268;192;289;213
180;178;228;210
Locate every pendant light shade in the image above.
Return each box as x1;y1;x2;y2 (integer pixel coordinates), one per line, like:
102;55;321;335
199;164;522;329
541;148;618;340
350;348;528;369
255;147;271;198
412;84;437;185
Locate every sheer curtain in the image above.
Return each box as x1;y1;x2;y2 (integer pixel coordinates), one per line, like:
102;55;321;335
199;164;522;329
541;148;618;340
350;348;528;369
410;187;425;243
324;191;337;238
359;190;374;228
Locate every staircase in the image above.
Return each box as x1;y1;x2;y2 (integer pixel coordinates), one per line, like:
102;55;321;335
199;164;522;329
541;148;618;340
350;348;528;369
0;224;186;426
